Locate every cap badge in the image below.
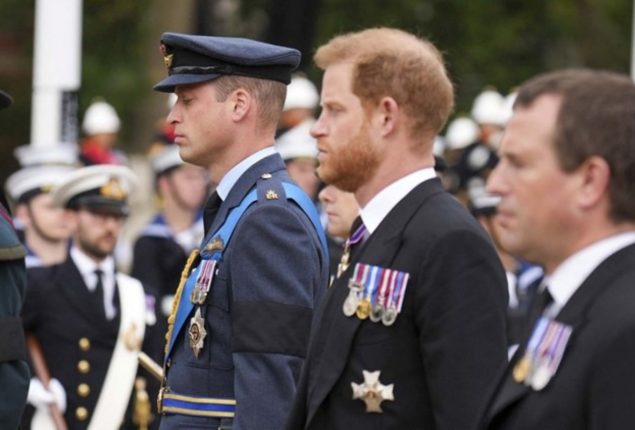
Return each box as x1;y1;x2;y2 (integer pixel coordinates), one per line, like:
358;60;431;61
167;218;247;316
100;177;127;200
160;44;173;69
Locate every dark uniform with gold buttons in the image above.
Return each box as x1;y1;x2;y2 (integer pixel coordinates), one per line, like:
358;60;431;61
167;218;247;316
21;165;147;429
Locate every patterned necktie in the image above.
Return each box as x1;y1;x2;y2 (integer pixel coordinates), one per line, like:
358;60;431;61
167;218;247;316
336;216;367;279
203;191;222;235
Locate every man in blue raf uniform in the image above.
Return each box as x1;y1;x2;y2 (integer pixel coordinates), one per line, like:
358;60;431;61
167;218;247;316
153;33;329;430
0;89;30;430
285;28;509;430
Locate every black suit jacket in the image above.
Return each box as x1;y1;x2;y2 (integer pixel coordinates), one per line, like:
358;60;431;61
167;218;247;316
480;242;635;430
286;178;509;430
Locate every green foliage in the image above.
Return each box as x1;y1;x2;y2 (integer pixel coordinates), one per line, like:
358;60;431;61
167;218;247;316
81;0;153;148
309;0;633;120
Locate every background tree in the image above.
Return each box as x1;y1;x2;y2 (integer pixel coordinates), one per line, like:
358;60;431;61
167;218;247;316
0;0;632;185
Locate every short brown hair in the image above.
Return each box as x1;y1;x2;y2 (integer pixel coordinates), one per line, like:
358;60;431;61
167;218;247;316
214;75;287;131
515;69;635;222
314;27;454;143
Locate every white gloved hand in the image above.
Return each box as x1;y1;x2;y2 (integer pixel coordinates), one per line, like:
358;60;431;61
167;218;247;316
27;378;67;413
161;295;175;317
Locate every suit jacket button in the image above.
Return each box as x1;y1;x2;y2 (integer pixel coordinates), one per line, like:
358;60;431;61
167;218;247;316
76;406;89;421
78;360;90;374
77;383;90;397
79;337;91;351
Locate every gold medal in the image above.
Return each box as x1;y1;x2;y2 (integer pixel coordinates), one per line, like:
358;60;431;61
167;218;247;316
188;307;207;358
356;299;371;320
513;355;531;383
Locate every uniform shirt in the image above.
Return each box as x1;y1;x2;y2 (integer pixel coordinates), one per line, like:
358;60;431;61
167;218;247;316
70;246;117;319
216;146;276;200
543;231;635;317
361;167;437;233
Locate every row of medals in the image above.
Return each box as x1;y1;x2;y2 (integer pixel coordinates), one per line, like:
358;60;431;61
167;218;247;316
188;260;215;358
343;279;398;326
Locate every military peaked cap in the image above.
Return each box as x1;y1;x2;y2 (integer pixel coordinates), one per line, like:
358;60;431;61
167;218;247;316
154;32;301;92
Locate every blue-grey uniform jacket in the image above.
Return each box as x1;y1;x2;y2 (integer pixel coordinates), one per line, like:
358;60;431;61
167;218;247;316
0;204;29;429
159;154;328;430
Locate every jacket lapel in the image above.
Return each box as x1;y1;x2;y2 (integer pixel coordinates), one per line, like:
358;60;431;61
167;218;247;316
305;179;445;426
57;258;114;330
483;243;635;426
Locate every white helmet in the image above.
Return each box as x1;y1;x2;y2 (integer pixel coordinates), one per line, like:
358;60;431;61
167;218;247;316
82;101;121;135
275;120;318;161
283;75;319;111
471;89;505;126
499;91;518;125
445;117;479;150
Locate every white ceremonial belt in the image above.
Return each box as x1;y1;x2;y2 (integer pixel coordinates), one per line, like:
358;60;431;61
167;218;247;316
88;273;146;430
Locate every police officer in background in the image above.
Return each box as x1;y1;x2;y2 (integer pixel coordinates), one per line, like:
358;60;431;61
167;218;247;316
286;28;508;430
152;33;329;430
0;89;30;430
22;165;149;429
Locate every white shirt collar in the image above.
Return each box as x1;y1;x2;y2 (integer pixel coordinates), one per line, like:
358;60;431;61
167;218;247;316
360;168;437;234
544;231;635;312
70;245;115;281
215;147;276;201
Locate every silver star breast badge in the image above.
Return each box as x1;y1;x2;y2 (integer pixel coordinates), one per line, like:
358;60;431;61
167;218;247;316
351;370;395;413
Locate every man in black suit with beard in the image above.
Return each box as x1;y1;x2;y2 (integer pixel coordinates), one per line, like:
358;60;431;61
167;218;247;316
285;27;509;430
478;69;635;430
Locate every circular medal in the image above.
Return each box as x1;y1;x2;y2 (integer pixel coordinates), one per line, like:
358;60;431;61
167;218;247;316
369;304;383;322
530;363;551;391
381;307;397;326
512;356;531;383
356;299;371;320
343;293;359;317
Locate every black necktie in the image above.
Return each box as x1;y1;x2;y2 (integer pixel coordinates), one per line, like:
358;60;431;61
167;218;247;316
203;191;222;234
93;269;106;319
526;285;554;334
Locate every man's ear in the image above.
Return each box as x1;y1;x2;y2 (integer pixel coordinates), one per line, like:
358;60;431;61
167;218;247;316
229;88;251;122
576;155;610;210
14;203;31;226
377;96;399;137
